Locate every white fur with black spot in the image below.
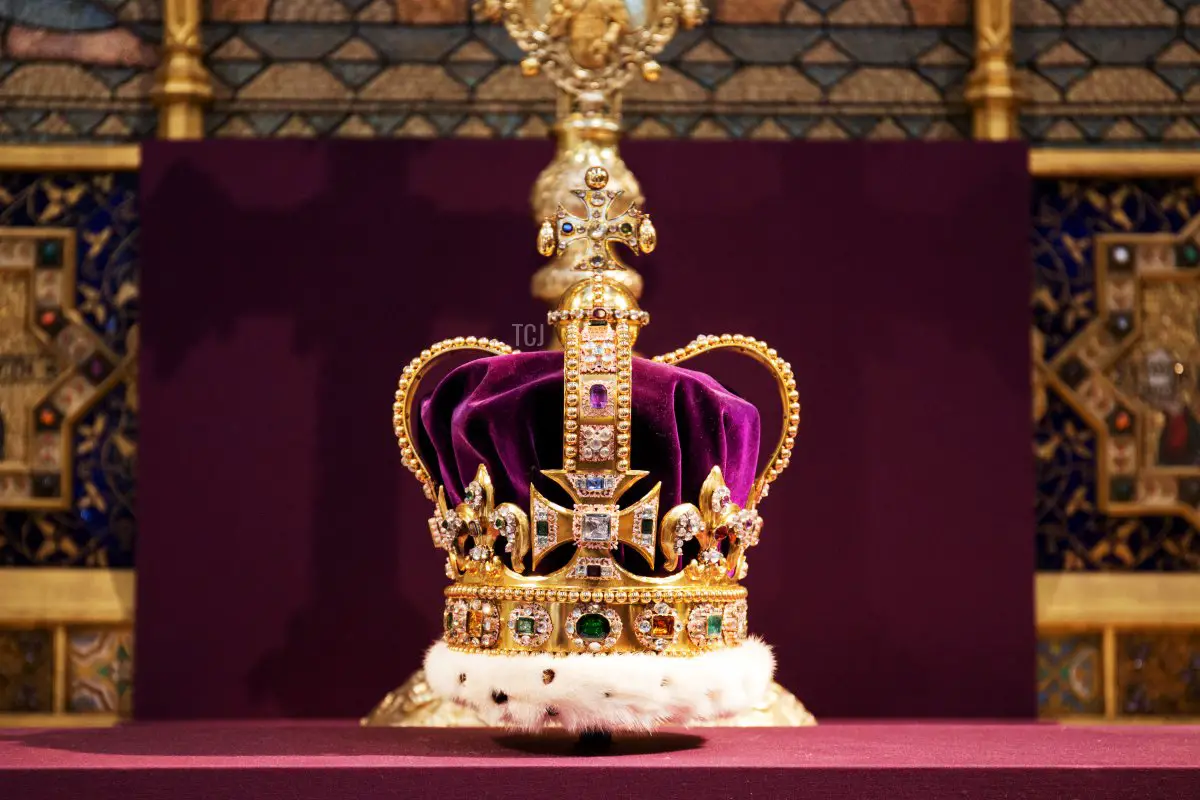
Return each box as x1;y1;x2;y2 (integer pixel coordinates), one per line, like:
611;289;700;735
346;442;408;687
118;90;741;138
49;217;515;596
424;637;775;733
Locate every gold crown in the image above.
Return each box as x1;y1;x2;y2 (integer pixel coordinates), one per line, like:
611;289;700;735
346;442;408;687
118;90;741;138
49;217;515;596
393;167;799;660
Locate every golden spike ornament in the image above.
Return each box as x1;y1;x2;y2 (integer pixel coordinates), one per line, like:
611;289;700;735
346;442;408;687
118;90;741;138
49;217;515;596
153;0;213;139
965;0;1022;140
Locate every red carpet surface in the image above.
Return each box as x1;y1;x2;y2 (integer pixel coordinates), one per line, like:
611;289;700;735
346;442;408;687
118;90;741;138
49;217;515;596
2;722;1198;798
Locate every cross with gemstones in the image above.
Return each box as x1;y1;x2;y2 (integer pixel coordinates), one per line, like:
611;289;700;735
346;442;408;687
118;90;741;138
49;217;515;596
527;471;661;571
537;166;656;271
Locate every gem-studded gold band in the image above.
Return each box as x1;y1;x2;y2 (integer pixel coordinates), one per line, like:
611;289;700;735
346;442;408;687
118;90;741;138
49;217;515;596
443;591;749;655
558;276;638;475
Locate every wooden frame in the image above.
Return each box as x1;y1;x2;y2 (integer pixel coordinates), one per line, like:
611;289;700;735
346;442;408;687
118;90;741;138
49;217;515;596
1038;573;1200;721
0;570;134;727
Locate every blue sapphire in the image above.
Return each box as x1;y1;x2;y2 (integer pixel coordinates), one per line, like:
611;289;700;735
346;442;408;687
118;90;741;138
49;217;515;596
585;475;605;491
562;222;574;234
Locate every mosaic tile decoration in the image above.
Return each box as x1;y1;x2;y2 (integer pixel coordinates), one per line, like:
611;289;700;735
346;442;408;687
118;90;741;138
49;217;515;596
0;173;139;567
202;0;973;140
1118;630;1200;716
1033;178;1200;570
0;628;53;712
0;0;159;141
0;1;1195;143
1037;631;1104;716
68;627;133;713
1015;0;1200;146
1;0;1195;144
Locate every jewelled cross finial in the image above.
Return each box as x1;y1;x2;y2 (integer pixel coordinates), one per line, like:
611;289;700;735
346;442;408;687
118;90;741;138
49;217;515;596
537;166;656;272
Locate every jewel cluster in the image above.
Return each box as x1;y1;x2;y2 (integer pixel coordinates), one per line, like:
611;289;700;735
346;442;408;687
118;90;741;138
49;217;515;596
565;602;623;653
444;597;749;653
444;598;500;649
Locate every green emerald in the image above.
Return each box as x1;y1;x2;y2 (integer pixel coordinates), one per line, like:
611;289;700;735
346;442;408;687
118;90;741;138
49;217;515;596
37;239;62;267
515;616;536;635
1181;243;1200;267
444;611;455;631
706;614;723;637
577;613;610;640
535;519;550;540
619;222;633;235
640;517;654;538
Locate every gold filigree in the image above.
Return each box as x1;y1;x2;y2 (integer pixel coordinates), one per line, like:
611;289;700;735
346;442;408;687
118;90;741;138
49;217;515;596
475;0;705;105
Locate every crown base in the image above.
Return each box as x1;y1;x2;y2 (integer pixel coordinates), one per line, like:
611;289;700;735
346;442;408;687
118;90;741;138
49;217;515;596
424;637;776;734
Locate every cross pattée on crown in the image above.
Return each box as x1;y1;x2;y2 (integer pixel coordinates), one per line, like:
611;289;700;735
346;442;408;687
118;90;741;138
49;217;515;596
529;167;660;576
538;166;657;271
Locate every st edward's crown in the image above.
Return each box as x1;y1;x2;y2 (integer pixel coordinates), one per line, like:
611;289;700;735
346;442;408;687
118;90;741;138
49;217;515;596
392;167;800;732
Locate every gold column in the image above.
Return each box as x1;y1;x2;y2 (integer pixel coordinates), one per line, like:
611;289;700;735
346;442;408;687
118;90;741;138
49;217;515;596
965;0;1020;140
153;0;213;139
1102;625;1118;720
52;624;68;715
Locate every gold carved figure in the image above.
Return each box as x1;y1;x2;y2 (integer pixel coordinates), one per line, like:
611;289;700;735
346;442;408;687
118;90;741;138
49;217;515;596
549;0;633;69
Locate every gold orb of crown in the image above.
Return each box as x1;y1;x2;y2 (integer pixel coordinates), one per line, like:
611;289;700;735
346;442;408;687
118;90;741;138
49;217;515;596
558;273;640;316
549;274;648;348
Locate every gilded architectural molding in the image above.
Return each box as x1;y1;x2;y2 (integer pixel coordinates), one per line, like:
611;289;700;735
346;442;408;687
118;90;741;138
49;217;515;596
153;0;213;140
966;0;1020;140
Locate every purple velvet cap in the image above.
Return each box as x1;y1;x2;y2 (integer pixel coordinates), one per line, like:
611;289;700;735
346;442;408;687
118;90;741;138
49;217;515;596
417;351;760;510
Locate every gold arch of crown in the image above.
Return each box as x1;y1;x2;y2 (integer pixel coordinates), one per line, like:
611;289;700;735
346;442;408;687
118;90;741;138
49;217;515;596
392;167;800;655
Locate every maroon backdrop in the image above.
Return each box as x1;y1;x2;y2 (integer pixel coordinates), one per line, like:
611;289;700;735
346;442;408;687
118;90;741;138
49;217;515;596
137;140;1033;719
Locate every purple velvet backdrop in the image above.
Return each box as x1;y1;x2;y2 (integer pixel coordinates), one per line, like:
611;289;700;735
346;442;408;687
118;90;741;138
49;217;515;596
137;140;1033;720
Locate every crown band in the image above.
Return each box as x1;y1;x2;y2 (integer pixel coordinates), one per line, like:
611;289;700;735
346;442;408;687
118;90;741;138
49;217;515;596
443;595;749;655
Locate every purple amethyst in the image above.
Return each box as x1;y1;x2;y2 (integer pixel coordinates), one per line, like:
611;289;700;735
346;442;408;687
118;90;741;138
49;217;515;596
589;383;608;410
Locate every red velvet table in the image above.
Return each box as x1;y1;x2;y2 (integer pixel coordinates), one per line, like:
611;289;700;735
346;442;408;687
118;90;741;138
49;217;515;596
2;722;1197;798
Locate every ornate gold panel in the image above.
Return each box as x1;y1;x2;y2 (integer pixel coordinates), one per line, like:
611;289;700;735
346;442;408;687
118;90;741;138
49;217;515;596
1045;219;1200;529
0;229;121;510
